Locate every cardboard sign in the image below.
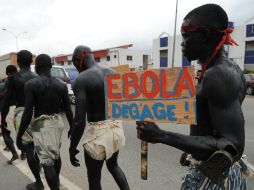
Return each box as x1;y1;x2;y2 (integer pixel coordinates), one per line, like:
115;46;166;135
111;64;129;73
105;66;196;124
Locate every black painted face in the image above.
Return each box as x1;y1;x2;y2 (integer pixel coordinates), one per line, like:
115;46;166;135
181;19;204;61
72;56;81;72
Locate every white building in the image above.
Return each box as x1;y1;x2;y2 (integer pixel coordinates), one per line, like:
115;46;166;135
229;19;254;70
53;44;152;71
152;32;194;69
153;19;254;71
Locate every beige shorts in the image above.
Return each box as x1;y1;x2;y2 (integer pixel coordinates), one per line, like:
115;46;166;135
6;105;15;132
14;107;33;144
83;120;125;160
31;114;64;166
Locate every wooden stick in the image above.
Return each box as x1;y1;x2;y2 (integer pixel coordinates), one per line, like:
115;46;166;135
141;140;148;180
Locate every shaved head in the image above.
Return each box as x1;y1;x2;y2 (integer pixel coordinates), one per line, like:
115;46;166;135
183;4;228;31
73;45;92;59
35;54;52;74
17;50;33;67
72;45;94;72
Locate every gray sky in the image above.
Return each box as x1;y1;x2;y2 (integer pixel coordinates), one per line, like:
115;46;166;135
0;0;253;56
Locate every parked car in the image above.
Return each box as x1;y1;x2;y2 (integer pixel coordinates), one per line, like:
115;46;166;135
31;65;75;104
245;74;254;95
65;67;79;88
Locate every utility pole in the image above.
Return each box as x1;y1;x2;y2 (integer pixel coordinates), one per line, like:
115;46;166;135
171;0;178;68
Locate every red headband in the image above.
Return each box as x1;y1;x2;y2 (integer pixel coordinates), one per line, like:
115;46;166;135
74;51;89;71
181;25;238;82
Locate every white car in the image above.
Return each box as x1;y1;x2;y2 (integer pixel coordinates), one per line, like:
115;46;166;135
31;65;75;104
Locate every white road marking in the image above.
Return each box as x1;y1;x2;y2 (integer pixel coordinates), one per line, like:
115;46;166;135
0;137;82;190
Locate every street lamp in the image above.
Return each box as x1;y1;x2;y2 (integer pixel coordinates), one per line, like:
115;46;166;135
2;28;27;52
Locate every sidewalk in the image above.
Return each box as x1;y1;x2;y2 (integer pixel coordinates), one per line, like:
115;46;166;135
0;152;32;190
0;137;82;190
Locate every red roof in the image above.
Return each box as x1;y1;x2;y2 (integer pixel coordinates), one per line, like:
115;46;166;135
91;44;133;58
93;50;108;58
55;56;68;63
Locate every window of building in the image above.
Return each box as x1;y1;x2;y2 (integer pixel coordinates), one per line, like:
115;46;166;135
246;24;254;37
95;57;100;62
244;50;254;64
68;60;72;65
160;37;168;47
60;61;64;66
107;56;110;61
160;50;168;67
127;56;132;61
228;21;234;29
160;57;168;67
114;55;117;58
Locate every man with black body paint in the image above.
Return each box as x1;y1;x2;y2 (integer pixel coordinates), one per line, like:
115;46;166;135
137;4;247;189
17;54;73;190
69;45;130;190
0;65;19;164
1;50;44;190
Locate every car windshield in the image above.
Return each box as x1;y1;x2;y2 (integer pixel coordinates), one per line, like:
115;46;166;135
51;67;66;78
65;68;78;80
244;74;254;82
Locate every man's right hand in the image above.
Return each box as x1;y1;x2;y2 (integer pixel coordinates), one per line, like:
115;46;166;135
69;147;80;167
180;152;190;166
136;121;162;143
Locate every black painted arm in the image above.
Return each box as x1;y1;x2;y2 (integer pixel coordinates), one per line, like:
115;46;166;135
137;68;245;161
62;85;73;137
70;80;87;150
1;77;14;124
17;82;34;140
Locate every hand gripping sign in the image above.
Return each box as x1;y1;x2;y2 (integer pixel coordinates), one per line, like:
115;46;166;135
105;66;196;179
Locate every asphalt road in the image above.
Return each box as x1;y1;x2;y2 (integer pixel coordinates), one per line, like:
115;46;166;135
0;96;254;190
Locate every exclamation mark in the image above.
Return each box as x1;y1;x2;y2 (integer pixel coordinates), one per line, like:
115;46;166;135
184;101;189;119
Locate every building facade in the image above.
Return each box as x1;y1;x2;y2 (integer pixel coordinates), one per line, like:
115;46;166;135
153;19;254;71
152;32;194;70
53;44;152;71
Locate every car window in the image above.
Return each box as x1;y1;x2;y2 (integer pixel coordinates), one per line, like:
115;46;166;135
51;67;65;78
245;75;250;81
66;68;78;80
250;74;254;80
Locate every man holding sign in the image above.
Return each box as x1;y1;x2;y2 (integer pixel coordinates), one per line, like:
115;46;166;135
137;4;247;189
69;45;130;190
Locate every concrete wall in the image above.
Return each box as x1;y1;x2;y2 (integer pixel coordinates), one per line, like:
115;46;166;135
228;25;246;70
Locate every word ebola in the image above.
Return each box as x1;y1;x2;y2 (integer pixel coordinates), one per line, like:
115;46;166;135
106;68;195;100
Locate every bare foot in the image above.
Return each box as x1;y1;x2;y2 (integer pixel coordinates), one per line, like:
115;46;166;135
7;154;19;164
